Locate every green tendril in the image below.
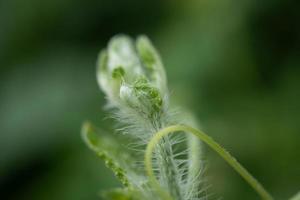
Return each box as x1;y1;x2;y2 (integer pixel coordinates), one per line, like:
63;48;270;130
145;124;274;200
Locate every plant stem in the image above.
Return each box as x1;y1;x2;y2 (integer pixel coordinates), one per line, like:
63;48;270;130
156;137;182;199
145;124;274;200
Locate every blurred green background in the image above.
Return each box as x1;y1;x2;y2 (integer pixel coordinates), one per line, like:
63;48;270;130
0;0;299;199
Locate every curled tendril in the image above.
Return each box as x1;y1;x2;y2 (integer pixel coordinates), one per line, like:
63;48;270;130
145;124;274;200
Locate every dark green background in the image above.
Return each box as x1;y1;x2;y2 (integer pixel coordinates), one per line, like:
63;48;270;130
0;0;299;199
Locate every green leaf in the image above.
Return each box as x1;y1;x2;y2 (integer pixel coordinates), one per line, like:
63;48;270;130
107;35;144;84
81;122;135;187
136;35;167;94
290;191;300;200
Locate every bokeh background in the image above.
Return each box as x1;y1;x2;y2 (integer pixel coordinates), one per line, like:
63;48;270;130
1;0;299;199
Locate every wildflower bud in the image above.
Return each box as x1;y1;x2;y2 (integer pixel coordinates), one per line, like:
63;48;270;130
133;77;163;114
97;35;168;111
120;77;164;119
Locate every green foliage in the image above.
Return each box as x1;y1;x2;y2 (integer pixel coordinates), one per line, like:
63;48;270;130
81;122;132;187
81;122;147;199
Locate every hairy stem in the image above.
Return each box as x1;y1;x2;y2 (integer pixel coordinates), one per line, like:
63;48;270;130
156;138;182;199
150;119;182;199
145;124;274;200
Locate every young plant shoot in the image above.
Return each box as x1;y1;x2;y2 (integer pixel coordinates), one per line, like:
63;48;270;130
82;35;298;200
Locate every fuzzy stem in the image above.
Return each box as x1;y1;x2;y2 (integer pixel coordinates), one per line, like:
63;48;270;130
187;134;202;198
145;124;274;200
156;138;182;199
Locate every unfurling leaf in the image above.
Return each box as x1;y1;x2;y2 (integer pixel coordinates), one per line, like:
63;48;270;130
81;122;132;187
